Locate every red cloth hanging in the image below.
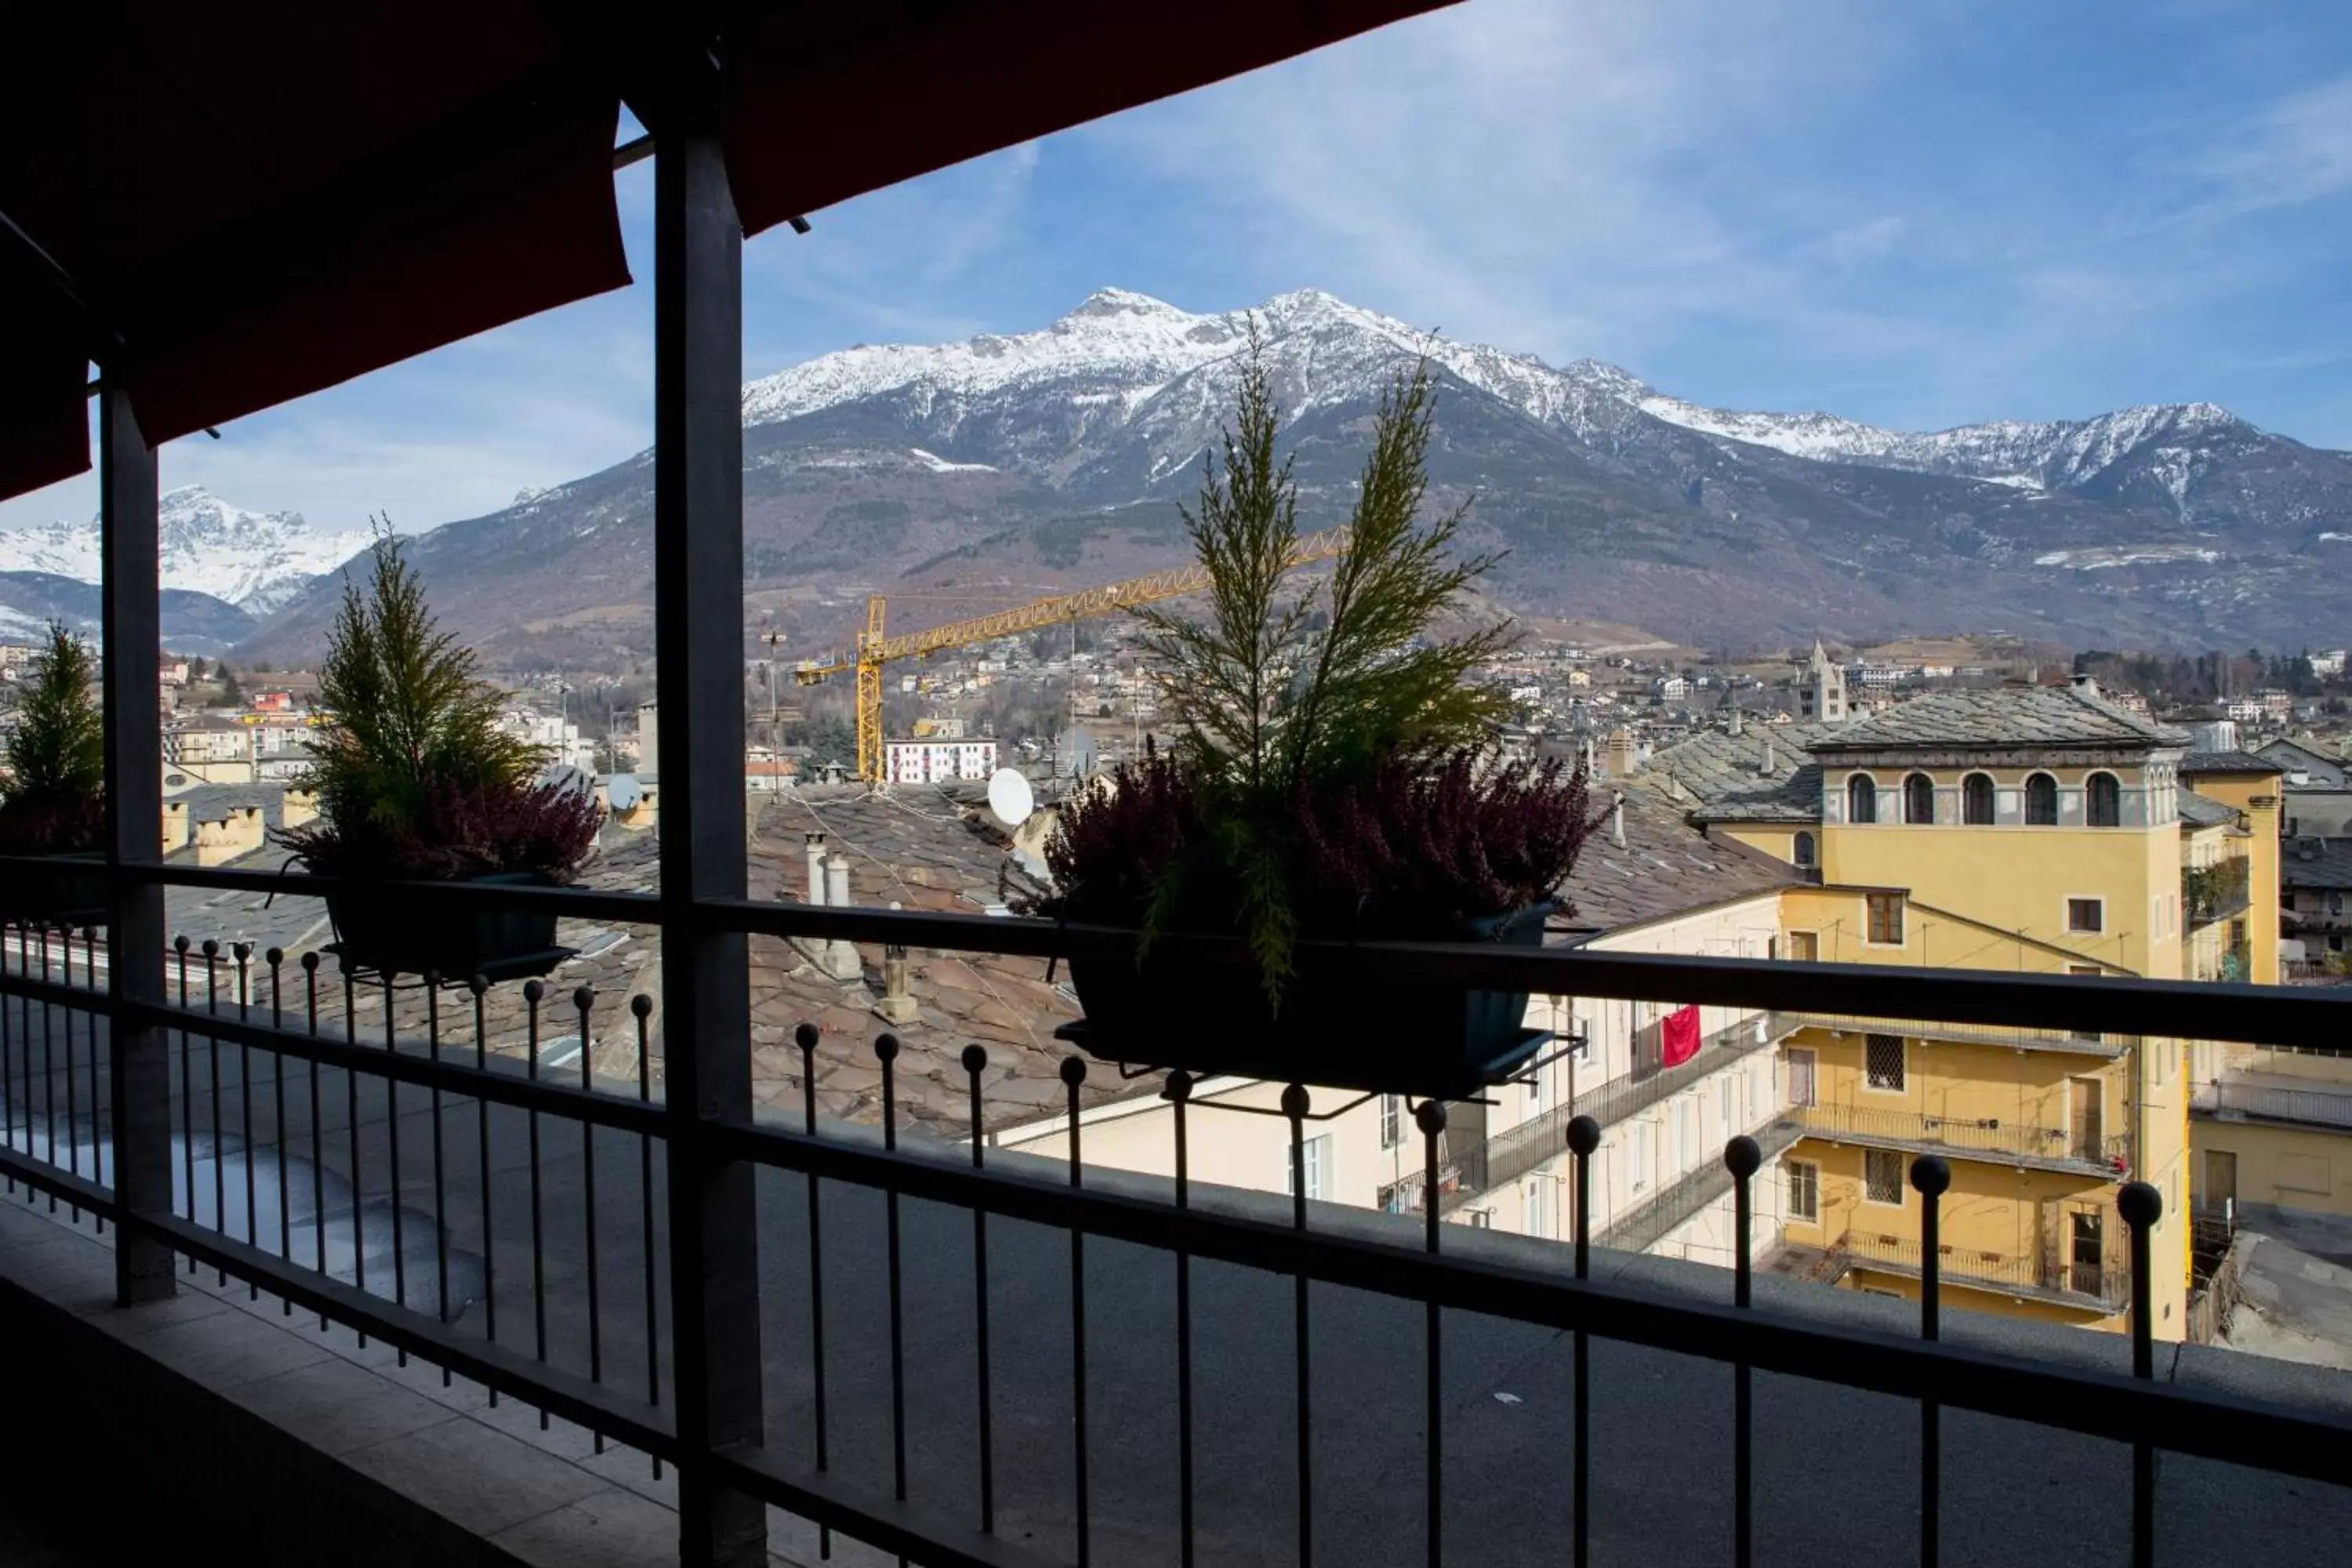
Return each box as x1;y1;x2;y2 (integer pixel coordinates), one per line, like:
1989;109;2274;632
1661;1005;1702;1068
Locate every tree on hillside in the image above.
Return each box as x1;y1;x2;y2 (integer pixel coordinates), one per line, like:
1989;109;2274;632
216;663;245;706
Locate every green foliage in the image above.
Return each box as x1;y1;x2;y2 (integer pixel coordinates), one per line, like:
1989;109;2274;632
216;663;244;706
0;622;104;855
4;622;103;806
1123;328;1521;995
295;527;542;858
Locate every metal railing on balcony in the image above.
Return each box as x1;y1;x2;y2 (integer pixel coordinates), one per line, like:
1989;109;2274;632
1441;1012;1795;1209
2184;859;2253;927
1598;1116;1804;1255
5;864;2352;1567
1835;1230;2132;1311
1771;1011;2132;1057
2193;1079;2352;1131
1795;1102;2132;1178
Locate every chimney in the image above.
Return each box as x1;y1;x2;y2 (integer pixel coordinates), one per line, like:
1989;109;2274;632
161;800;189;855
280;789;318;829
804;832;828;906
822;853;861;979
1610;792;1627;848
1760;742;1777;777
874;942;920;1025
1729;702;1743;736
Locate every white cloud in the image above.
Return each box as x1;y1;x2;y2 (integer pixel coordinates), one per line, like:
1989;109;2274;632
2195;71;2352;215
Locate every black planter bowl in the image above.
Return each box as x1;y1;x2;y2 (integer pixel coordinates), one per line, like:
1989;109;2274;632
324;870;572;982
1060;902;1555;1101
0;851;108;930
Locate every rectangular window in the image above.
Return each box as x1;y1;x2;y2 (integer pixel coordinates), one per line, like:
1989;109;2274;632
1526;1062;1544;1111
1787;1160;1820;1223
1380;1094;1403;1151
1864;1148;1905;1206
2068;898;2103;934
1866;894;1904;946
1721;1074;1737;1130
2066;963;2103;1041
1286;1134;1331;1202
1788;1047;1817;1108
1628;1122;1653;1194
1865;1033;1906;1092
1524;1178;1552;1240
1788;930;1818;962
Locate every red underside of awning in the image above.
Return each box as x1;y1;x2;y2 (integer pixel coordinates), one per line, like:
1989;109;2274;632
0;2;1456;505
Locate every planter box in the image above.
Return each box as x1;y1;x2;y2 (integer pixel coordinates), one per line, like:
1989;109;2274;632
324;871;568;981
1065;902;1553;1100
0;851;108;929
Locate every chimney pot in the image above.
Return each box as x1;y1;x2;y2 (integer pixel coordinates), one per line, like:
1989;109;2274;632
1610;792;1627;848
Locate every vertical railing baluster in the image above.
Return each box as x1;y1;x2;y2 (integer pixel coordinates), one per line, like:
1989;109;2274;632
963;1044;996;1537
2;923;14;1196
202;939;222;1269
878;1033;909;1563
385;969;406;1359
84;926;106;1232
473;974;497;1406
577;985;603;1454
85;927;104;1232
236;943;255;1297
1725;1135;1761;1568
796;1022;829;1559
634;994;661;1479
1284;1082;1312;1568
269;949;289;1307
1567;1115;1599;1568
177;935;193;1271
62;930;81;1221
40;924;56;1209
1065;1056;1092;1568
1170;1071;1195;1568
343;957;363;1338
1911;1156;1951;1568
428;974;448;1381
2122;1181;2162;1568
1417;1099;1448;1568
305;952;326;1326
524;978;548;1428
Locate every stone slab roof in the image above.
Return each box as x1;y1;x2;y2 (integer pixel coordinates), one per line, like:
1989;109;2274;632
2283;839;2352;892
1807;686;2188;752
1558;785;1798;934
2179;791;2239;829
2180;750;2287;777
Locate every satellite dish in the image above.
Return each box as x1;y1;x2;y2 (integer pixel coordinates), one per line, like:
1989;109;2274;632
986;767;1035;828
605;774;643;811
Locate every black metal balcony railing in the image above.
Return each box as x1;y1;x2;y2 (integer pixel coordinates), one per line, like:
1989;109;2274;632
2193;1079;2352;1131
1834;1231;2132;1311
4;862;2352;1568
1770;1011;2132;1057
1795;1102;2132;1178
1599;1116;1804;1256
1442;1012;1794;1209
2184;859;2253;927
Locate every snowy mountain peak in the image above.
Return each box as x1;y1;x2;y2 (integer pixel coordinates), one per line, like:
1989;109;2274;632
0;485;376;615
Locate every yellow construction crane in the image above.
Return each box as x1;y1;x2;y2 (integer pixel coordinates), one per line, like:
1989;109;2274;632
795;526;1352;782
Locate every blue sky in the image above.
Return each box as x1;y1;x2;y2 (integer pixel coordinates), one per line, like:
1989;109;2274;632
5;0;2349;536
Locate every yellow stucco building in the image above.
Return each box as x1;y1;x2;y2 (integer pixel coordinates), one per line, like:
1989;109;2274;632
1656;677;2275;1341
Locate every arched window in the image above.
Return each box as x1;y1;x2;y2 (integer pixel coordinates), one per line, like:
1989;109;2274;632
2025;772;2059;826
2086;771;2122;828
1962;772;1995;826
1904;772;1936;825
1793;831;1817;868
1847;774;1878;825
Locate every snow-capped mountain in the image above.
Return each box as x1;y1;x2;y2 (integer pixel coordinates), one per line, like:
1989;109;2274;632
237;285;2352;663
0;486;375;615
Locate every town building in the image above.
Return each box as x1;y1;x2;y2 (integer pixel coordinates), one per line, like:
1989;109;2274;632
1797;641;1847;724
883;736;996;784
162;717;256;786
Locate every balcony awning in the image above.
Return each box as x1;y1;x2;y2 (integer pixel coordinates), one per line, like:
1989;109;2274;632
0;0;1456;502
